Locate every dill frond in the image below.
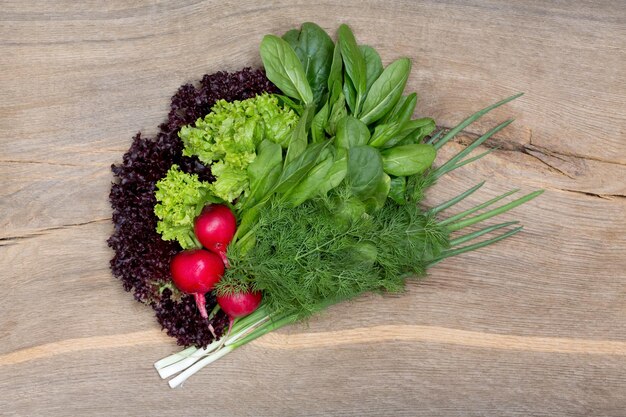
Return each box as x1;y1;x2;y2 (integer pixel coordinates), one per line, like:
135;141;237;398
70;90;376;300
218;188;450;319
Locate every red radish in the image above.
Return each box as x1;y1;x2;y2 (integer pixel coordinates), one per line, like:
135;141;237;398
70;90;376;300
217;291;262;318
170;249;224;318
194;204;237;266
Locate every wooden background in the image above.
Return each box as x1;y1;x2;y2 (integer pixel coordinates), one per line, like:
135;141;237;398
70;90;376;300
1;1;625;416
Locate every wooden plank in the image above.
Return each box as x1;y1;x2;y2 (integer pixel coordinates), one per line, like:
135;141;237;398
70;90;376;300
1;1;625;416
1;343;625;417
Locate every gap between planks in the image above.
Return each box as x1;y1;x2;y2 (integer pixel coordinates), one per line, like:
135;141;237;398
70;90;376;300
2;325;625;368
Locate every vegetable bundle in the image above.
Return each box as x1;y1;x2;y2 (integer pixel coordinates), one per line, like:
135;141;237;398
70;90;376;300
108;23;541;388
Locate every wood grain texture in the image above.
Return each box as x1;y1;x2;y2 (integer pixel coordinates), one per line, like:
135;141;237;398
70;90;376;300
1;1;625;416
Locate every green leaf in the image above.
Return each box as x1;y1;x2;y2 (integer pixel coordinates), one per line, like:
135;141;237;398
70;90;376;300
275;142;331;196
233;202;263;245
180;94;298;202
338;24;366;111
362;173;391;212
154;165;221;249
311;101;330;143
327;42;343;103
369;122;403;148
319;147;348;194
282;23;334;107
381;143;436;176
326;92;348;136
283;154;334;207
359;45;383;95
382;118;435;148
335;116;370;149
273;94;303;115
244;140;283;209
359;58;411;125
284;105;314;165
388;176;406;205
343;75;358;114
260;35;314;105
347;145;384;198
382;93;417;125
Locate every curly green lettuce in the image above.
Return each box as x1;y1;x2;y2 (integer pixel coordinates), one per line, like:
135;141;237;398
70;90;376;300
179;94;298;202
154;165;220;249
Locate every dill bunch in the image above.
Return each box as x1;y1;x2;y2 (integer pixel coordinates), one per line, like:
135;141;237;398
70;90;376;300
217;187;449;318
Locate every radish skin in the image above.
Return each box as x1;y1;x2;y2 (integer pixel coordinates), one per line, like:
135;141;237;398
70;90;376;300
194;204;236;266
217;291;262;318
170;249;224;318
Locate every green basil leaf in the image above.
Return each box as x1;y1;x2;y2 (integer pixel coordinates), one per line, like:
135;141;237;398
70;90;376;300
320;147;348;194
359;45;383;95
311;101;330;143
274;94;303;115
381;143;436;176
284;106;315;164
388;176;406;205
336;116;370;149
343;75;357;114
260;35;314;105
359;58;411;125
282;23;334;107
382;93;417;125
282;28;300;44
326;92;348;136
275;141;331;195
283;154;334;207
348;145;384;198
327;42;343;103
234;202;261;245
338;24;366;108
382;118;435;149
244;140;283;209
368;122;403;148
362;173;391;212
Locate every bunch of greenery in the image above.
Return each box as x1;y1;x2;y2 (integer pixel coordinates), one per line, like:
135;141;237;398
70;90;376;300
154;22;543;388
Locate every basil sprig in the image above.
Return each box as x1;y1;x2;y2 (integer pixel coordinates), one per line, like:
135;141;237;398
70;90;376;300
256;22;437;217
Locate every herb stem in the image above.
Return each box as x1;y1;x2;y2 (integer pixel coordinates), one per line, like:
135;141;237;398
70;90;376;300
168;345;235;388
433;226;524;262
449;221;519;246
439;189;520;226
445;190;543;232
428;181;485;215
434;119;513;177
433;93;523;150
154;346;197;370
425;129;444;145
226;316;271;346
157;339;222;379
231;313;300;349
